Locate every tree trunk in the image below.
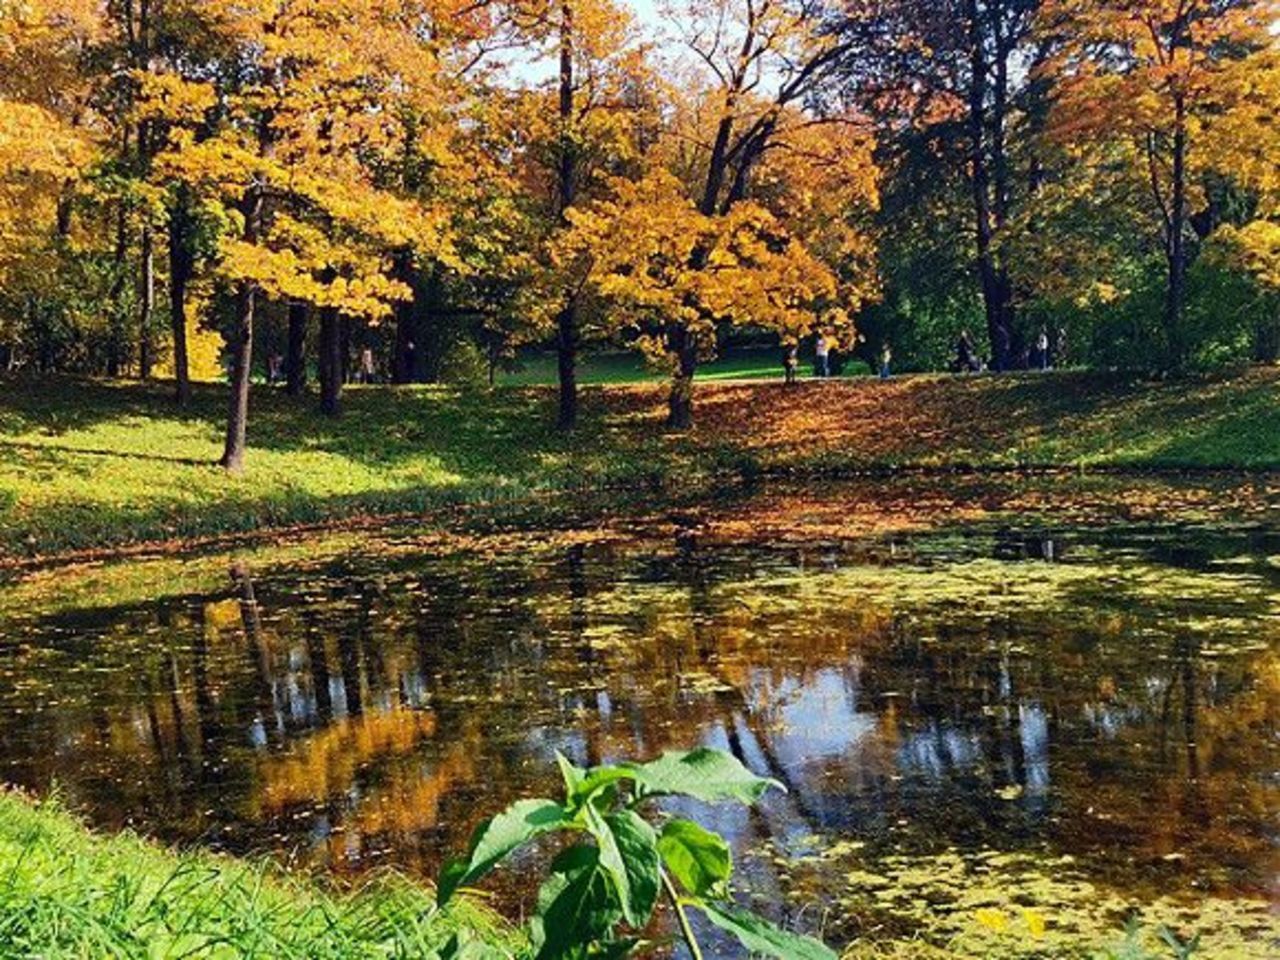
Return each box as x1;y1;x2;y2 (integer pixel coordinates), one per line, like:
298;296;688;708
1254;301;1280;363
1163;92;1188;369
339;314;352;384
168;192;193;406
219;284;254;473
286;301;308;395
555;0;578;430
138;225;155;380
557;303;578;429
318;306;342;416
965;0;1012;371
220;178;263;472
392;252;416;384
666;326;698;430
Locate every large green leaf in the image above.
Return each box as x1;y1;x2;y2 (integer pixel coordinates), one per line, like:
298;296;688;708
437;930;514;960
437;798;570;904
657;818;732;897
555;751;586;799
629;748;782;805
693;901;836;960
530;845;622;960
583;804;660;927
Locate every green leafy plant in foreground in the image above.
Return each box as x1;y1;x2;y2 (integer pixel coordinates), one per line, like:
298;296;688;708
437;747;835;960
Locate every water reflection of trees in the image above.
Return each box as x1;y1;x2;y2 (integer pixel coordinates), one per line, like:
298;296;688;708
0;537;1274;897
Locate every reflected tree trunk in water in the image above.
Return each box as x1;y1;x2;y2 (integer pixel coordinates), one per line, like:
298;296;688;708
565;544;604;767
305;622;333;725
231;562;276;736
190;618;221;777
167;651;193;770
356;582;388;703
338;627;364;718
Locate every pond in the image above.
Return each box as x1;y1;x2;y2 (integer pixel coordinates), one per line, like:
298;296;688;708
1;479;1277;956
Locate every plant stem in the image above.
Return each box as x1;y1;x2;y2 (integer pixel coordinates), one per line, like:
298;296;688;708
661;869;704;960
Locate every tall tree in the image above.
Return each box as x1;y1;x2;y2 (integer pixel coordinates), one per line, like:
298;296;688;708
502;0;649;427
837;0;1043;369
1041;0;1279;367
152;0;458;469
648;0;875;426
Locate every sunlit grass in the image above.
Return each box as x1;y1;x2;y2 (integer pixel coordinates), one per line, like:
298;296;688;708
0;367;1275;558
0;789;517;959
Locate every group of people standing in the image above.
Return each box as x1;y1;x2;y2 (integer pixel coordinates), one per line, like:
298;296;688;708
265;346;379;385
782;335;842;384
786;324;1067;383
953;326;1066;373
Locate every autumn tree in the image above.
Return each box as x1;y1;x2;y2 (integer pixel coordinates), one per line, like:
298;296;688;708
495;0;653;428
150;0;457;470
577;0;879;428
0;0;105;370
1041;0;1279;367
834;0;1047;370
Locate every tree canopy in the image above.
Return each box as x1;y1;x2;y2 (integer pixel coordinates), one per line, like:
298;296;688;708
0;0;1276;464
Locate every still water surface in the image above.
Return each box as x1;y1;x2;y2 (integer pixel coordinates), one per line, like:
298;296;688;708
1;488;1277;949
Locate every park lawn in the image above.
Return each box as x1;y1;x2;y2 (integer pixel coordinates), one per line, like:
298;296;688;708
0;789;517;959
0;366;1276;559
495;345;791;385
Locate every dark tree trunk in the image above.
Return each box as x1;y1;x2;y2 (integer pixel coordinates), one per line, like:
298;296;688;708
557;304;578;429
168;191;193;406
666;326;698;430
1164;92;1188;369
318;306;342;416
965;0;1013;371
138;226;155;380
555;0;579;430
286;301;308;395
339;315;352;384
392;252;415;384
107;201;130;378
219;284;254;472
220;180;263;473
1254;303;1280;363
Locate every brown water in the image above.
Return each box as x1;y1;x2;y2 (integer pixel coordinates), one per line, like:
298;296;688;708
0;483;1277;952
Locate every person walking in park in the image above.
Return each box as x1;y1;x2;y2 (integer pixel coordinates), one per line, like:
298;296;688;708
953;330;979;373
1053;326;1068;368
879;342;893;380
782;342;799;385
1036;328;1050;370
814;333;830;378
358;346;376;384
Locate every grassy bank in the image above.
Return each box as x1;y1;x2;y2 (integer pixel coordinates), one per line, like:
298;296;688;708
0;367;1276;559
0;789;515;958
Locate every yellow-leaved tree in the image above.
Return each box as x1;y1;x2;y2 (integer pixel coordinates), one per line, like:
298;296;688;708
0;0;104;367
554;0;880;428
145;0;466;470
1042;0;1280;366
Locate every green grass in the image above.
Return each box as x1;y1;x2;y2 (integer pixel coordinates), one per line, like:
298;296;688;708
0;789;518;959
495;346;793;385
0;366;1275;559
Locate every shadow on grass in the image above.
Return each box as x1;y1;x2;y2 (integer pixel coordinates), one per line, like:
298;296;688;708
0;440;212;467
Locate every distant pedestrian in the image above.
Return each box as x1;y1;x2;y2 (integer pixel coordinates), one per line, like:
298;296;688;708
953;330;979;373
814;334;830;378
879;343;893;380
267;352;283;384
783;342;799;385
358;346;376;384
1035;328;1050;370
